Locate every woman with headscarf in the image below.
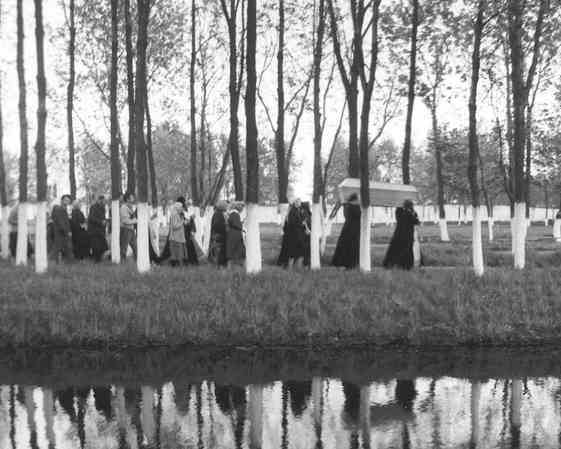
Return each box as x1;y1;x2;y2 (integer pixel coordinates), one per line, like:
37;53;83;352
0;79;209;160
70;200;90;260
282;198;309;269
209;200;228;267
383;199;421;270
88;195;109;262
226;202;246;268
332;193;361;269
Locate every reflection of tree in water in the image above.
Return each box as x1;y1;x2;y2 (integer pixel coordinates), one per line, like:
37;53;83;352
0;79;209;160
56;387;90;449
342;382;360;449
215;384;246;449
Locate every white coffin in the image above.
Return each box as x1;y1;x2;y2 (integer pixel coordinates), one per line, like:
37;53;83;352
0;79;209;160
337;178;420;207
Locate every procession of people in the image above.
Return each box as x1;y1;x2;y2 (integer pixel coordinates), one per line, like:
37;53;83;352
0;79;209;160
3;191;422;271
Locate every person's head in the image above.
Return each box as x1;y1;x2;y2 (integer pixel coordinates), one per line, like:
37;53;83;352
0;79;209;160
123;192;135;204
176;196;186;208
72;199;81;210
403;199;414;210
293;198;302;208
231;201;244;213
347;193;359;203
96;195;106;206
61;194;72;207
216;200;228;211
174;202;184;212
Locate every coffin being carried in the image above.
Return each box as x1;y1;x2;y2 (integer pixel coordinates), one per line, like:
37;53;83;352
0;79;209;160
337;178;420;207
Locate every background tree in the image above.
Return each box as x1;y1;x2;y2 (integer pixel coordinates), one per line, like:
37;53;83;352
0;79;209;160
402;0;420;185
34;0;48;274
189;0;199;205
125;0;136;194
0;0;9;260
15;0;29;267
110;0;122;264
135;0;151;273
64;0;77;199
244;0;261;273
220;0;245;201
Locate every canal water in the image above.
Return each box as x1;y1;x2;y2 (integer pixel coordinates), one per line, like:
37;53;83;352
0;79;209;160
1;347;560;448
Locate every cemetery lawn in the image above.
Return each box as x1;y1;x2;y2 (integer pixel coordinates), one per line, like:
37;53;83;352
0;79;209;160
1;222;561;349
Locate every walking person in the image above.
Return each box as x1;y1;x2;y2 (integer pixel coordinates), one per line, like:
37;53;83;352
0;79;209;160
168;202;187;267
209;200;228;267
120;192;137;262
332;194;361;269
51;195;73;263
226;202;246;268
383;199;421;270
70;200;90;260
88;196;108;263
178;196;199;265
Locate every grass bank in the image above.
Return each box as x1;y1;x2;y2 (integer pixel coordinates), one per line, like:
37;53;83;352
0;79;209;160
2;262;561;349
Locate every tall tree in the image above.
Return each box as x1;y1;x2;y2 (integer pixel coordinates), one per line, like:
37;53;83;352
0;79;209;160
125;0;136;194
66;0;77;199
328;0;382;271
220;0;245;201
402;0;419;185
16;0;29;266
327;0;359;177
275;0;288;205
310;0;326;270
110;0;122;264
145;88;157;206
507;0;548;269
245;0;262;273
135;0;151;273
0;0;9;260
34;0;48;274
468;0;485;277
189;0;199;205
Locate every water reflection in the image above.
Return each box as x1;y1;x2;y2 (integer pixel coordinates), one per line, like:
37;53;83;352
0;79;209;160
3;347;561;448
2;375;561;448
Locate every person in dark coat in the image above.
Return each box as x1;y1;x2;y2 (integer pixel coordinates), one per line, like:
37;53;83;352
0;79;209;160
301;202;312;267
283;198;309;269
226;202;246;268
88;196;108;262
209;200;228;267
51;195;73;263
332;194;361;269
383;199;420;270
70;200;90;260
179;197;199;265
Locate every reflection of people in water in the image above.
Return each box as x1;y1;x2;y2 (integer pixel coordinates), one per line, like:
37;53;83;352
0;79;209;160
342;382;361;449
93;386;113;420
215;384;247;449
286;380;312;418
174;383;194;415
395;379;417;449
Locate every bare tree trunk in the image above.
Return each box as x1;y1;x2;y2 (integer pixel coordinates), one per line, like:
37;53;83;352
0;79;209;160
125;0;136;194
311;0;325;270
275;0;288;204
135;0;150;273
221;0;244;201
34;0;48;274
0;0;9;260
431;94;449;242
245;0;261;273
190;0;199;205
199;51;208;202
402;0;419;185
67;0;76;199
524;106;533;219
468;0;485;276
145;88;157;207
110;0;122;264
16;0;29;266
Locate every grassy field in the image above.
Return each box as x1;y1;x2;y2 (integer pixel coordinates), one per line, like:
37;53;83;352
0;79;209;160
1;222;561;349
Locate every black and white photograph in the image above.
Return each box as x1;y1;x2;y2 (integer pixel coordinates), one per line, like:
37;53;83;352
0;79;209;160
0;0;561;447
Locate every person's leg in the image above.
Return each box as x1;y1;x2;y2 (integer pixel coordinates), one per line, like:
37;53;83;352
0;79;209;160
129;231;137;260
9;232;17;258
120;228;128;262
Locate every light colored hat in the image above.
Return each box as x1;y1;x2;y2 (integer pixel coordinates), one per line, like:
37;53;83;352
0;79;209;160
216;200;228;211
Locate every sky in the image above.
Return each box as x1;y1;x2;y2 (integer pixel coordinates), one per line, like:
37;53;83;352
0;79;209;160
0;0;556;202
